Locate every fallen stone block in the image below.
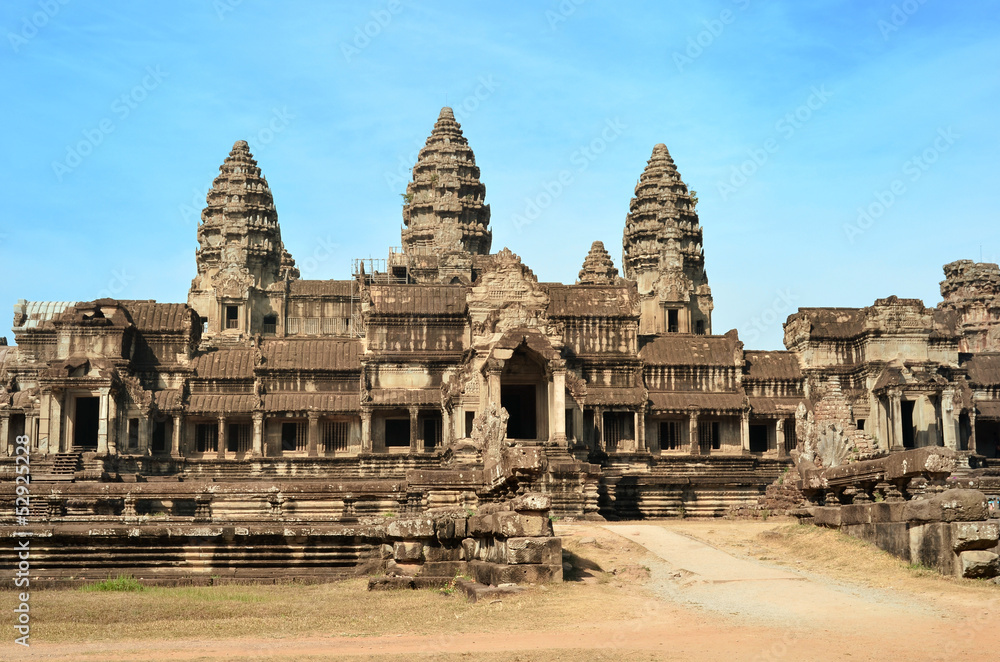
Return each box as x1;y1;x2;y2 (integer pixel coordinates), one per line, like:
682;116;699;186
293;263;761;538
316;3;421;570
423;544;464;562
393;541;424;563
386;517;435;539
505;537;561;565
467;514;494;537
952;521;1000;552
506;493;552;514
469;560;563;585
461;537;479;561
455;577;525;603
493;512;550;538
959;550;1000;579
903;489;989;523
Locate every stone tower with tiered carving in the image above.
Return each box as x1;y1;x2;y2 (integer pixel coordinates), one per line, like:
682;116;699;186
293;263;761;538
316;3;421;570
189;140;298;338
400;107;491;284
623;143;712;335
939;260;1000;352
577;241;619;285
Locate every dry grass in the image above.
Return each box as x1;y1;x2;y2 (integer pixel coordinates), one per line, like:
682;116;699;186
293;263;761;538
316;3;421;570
0;564;647;644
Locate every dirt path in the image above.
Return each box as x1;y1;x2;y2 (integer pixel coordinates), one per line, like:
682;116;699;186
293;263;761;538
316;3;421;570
604;523;940;628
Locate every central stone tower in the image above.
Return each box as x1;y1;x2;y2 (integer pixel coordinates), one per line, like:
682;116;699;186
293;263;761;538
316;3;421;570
623;144;712;335
400;107;492;284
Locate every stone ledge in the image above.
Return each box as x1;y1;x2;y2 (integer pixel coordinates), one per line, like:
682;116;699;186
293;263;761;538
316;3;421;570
455;578;525;603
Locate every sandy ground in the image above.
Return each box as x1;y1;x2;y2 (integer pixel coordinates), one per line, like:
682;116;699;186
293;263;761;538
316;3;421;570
3;519;998;661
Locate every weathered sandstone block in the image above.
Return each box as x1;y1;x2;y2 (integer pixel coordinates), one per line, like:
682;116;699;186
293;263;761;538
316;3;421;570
959;550;1000;579
951;521;1000;552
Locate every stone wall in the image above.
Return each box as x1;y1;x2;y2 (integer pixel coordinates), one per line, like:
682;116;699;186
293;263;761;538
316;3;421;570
805;489;1000;579
375;493;561;588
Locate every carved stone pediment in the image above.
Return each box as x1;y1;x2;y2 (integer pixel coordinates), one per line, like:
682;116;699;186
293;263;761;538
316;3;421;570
469;248;551;344
213;264;255;299
652;268;692;302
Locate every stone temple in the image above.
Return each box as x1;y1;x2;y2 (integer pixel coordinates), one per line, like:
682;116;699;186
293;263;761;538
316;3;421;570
1;108;999;584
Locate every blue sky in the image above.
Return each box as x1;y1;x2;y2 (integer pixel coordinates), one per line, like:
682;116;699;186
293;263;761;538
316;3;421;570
2;1;998;349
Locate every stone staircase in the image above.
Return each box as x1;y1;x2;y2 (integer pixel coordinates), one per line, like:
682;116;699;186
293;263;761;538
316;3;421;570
53;452;83;476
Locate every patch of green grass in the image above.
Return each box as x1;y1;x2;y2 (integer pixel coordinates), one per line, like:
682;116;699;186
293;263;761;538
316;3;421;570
907;562;938;575
80;574;145;592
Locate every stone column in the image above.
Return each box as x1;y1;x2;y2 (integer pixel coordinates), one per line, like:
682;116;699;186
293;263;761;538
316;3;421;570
171;414;183;457
594;406;605;452
636;409;646;452
252;412;264;457
969;408;978;454
107;393;118;456
97;390;110;454
740;411;750;454
361;409;372;453
941;391;957;450
38;392;51;455
689;410;700;455
485;359;504;414
0;413;10;456
139;416;151;455
776;418;786;458
307;411;320;457
50;390;63;454
25;416;36;451
552;361;566;445
409;406;420;454
891;392;904;450
216;415;227;459
442;407;452;447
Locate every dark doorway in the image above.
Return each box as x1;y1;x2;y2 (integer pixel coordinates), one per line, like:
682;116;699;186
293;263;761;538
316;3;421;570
423;416;440;451
281;422;298;451
385;419;410;448
502;384;537;439
901;400;915;448
667;309;679;333
151;420;167;453
465;411;475;438
975;420;999;458
10;413;25;443
127;418;139;450
959;413;972;451
749;424;768;453
73;396;100;449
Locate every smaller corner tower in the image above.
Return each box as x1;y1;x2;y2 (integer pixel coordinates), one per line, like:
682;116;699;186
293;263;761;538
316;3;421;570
188;140;298;340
